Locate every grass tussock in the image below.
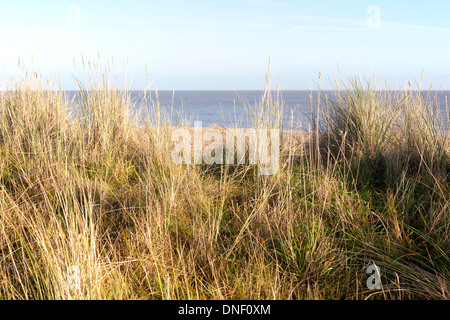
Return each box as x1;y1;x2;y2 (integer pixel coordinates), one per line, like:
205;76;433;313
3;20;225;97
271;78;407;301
0;60;448;300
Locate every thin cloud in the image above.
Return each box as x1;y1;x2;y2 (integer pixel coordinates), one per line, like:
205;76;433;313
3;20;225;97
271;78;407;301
244;0;288;7
381;21;450;35
290;15;450;35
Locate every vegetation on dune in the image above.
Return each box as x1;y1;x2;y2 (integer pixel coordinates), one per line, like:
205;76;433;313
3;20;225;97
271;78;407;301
0;59;448;299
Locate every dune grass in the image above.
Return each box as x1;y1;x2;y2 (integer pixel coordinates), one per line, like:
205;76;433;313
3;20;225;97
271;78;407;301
0;60;448;300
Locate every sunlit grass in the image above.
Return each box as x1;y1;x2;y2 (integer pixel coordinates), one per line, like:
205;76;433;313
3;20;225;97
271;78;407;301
0;58;448;300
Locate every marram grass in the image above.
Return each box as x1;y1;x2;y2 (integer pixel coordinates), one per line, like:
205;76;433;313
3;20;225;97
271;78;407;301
0;60;448;300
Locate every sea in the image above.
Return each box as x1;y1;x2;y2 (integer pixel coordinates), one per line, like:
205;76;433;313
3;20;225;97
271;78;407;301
66;90;450;130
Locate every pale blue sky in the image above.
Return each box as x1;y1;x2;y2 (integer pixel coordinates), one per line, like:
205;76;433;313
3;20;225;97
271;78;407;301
1;0;449;90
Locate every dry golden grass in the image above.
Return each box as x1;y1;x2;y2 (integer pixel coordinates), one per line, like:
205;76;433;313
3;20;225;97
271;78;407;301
0;59;448;300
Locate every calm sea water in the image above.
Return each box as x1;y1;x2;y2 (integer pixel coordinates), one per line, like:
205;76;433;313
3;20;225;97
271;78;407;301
67;90;450;129
135;90;316;129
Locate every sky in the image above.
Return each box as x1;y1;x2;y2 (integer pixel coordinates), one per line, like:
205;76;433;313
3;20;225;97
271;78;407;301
1;0;449;90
